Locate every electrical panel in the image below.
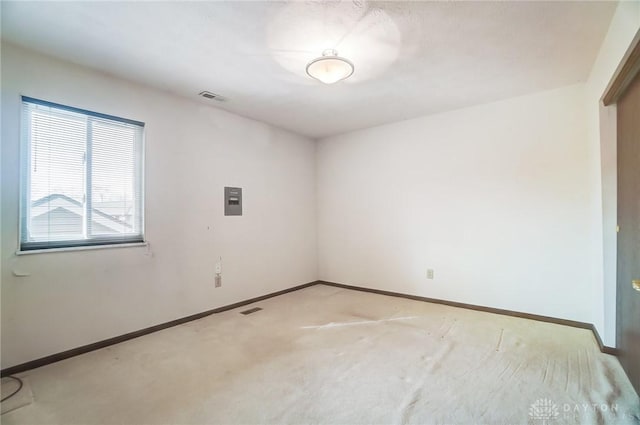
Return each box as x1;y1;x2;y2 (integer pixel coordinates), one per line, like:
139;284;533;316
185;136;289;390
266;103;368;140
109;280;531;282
224;187;242;216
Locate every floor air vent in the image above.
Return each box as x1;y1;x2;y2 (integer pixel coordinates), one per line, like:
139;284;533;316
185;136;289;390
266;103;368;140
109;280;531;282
240;307;263;315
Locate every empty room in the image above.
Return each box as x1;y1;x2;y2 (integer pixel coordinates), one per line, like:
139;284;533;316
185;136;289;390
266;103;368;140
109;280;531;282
1;1;640;424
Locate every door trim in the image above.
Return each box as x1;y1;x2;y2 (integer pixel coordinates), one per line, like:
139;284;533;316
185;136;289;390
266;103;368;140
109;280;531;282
603;28;640;105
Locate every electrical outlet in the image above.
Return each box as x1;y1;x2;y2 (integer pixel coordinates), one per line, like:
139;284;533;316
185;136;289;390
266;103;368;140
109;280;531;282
215;274;222;288
427;269;434;279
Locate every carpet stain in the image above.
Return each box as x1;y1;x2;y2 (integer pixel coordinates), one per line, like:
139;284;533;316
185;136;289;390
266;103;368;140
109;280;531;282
300;316;418;330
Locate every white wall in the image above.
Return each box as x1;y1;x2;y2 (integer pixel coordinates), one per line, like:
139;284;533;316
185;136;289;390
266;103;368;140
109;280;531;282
585;1;640;347
1;43;318;369
317;84;596;324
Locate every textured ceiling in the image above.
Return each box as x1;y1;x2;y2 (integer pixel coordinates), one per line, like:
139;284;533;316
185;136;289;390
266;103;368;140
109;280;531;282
1;1;616;138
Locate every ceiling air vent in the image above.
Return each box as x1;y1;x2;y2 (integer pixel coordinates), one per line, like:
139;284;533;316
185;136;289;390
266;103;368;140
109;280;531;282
199;91;226;102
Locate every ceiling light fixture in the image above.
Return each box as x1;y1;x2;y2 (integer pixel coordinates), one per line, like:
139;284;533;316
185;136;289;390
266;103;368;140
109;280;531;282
306;49;354;84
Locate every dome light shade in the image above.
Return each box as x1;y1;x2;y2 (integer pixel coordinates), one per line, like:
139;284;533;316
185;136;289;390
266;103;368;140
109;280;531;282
306;49;354;84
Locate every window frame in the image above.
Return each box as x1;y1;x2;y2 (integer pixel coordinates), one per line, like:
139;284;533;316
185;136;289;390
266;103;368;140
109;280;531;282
18;96;146;253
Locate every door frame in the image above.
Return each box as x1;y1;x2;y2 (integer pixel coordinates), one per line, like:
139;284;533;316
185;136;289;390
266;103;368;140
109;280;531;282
598;30;640;386
603;29;640;107
598;28;640;351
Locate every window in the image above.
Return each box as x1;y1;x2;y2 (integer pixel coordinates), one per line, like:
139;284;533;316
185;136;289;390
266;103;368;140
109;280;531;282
20;97;144;251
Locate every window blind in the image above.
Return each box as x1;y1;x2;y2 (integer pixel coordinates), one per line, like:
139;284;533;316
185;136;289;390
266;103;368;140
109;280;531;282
20;97;145;251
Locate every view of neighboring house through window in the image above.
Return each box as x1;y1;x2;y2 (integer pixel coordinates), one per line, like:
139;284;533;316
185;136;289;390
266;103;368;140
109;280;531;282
20;97;144;251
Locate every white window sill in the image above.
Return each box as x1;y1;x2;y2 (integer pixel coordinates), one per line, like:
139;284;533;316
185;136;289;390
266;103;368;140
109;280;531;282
16;242;148;255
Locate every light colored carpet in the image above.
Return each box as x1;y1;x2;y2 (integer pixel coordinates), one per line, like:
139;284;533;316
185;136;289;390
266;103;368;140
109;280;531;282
1;284;639;424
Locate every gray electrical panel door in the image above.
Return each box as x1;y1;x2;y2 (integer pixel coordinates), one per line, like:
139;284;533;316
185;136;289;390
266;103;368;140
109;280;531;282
224;187;242;216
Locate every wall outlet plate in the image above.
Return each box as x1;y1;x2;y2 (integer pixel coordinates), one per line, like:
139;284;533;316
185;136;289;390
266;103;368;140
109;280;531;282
427;269;434;279
215;275;222;287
